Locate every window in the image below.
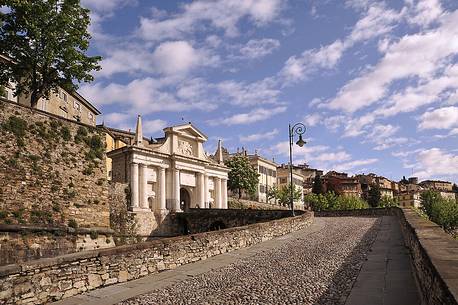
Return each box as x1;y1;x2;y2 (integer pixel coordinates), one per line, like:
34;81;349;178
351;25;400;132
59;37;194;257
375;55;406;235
88;112;94;121
260;185;266;193
73;101;81;111
59;91;67;103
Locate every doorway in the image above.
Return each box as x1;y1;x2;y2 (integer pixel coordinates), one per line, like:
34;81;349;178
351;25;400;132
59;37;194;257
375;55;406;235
180;188;191;212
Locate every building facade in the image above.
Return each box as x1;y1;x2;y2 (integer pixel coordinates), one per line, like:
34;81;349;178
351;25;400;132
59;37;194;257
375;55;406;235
323;171;362;197
1;54;100;126
277;166;305;205
108;117;229;235
248;154;278;203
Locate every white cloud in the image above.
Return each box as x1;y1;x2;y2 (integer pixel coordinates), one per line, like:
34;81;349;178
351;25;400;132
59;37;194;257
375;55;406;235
413;148;458;179
303;113;322;126
240;129;279;142
138;0;285;41
81;0;137;13
375;64;458;117
238;38;280;59
143;119;168;135
152;40;217;76
334;158;379;172
97;41;218;78
406;0;443;27
419;106;458;130
281;40;345;81
312;151;352;162
80;77;215;114
325;10;458;113
281;2;402;82
216;78;281;106
209;106;287;126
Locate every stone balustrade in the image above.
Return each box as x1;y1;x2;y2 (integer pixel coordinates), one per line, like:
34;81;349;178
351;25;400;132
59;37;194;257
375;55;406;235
0;211;313;304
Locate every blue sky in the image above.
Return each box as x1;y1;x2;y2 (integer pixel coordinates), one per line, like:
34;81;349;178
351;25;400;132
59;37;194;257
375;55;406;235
79;0;458;183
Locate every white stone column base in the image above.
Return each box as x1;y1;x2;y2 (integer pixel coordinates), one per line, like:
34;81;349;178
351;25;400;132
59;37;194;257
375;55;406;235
131;207;151;213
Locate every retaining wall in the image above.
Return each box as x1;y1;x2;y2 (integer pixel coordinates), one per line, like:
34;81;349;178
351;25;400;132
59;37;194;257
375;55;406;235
0;211;313;304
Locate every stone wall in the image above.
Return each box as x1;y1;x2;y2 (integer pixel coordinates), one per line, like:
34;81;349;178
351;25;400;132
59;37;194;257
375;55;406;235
0;211;313;304
0;99;109;229
177;208;302;234
396;208;458;305
0;225;115;266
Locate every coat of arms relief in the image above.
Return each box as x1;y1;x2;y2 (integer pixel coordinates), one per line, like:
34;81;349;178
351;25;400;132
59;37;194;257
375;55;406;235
178;140;194;156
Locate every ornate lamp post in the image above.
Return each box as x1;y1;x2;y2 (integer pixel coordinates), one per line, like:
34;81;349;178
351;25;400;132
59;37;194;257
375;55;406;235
289;123;306;216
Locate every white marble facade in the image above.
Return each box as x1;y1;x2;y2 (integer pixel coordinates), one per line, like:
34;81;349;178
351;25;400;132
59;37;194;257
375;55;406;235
108;116;229;214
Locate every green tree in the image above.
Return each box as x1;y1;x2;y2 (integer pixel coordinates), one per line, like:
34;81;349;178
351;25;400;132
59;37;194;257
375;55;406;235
0;0;101;107
368;184;381;207
0;85;6;98
312;175;323;194
277;184;302;207
266;185;279;204
379;196;398;208
225;155;259;199
420;190;442;216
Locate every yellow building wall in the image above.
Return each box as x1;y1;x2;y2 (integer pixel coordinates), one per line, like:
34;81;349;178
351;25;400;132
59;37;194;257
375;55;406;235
105;133;127;180
17;88;97;126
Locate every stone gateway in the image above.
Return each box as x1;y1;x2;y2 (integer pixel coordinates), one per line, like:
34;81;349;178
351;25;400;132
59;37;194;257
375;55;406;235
108;116;229;236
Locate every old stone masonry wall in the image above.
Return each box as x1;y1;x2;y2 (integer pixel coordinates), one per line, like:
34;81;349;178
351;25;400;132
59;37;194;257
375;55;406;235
0;212;313;304
0;100;109;228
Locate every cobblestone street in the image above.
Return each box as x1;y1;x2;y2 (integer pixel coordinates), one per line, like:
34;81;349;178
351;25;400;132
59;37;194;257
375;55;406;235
119;217;381;305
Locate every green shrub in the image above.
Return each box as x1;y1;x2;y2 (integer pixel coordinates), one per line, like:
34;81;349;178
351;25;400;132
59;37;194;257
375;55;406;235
6;157;18;168
305;192;368;211
68;219;78;228
74;126;88;144
30;209;53;225
61;126;71;141
89;230;98;240
82;164;94;175
2;116;27;138
0;211;8;219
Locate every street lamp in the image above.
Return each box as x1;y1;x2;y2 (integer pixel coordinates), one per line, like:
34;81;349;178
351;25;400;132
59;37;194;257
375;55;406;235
289;123;306;216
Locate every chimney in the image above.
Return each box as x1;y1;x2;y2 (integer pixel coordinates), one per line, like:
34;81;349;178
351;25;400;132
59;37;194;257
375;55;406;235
135;115;143;147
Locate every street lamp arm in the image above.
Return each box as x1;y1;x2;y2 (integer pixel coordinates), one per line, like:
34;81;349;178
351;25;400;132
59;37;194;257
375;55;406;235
290;123;306;139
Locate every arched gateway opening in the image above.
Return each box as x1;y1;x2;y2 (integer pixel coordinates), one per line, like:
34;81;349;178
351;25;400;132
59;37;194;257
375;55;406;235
180;188;191;212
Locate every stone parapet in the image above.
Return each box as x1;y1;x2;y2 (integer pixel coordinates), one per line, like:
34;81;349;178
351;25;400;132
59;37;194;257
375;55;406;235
316;207;458;305
0;211;313;304
177;208;302;234
397;208;458;305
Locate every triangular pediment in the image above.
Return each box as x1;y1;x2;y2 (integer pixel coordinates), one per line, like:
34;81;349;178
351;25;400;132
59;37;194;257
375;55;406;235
170;124;208;141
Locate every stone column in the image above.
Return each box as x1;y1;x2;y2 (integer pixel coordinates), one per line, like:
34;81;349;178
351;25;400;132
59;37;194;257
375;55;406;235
215;177;222;209
204;174;209;208
130;162;139;210
158;167;166;211
173;168;181;212
222;179;228;209
139;164;149;210
198;173;205;208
